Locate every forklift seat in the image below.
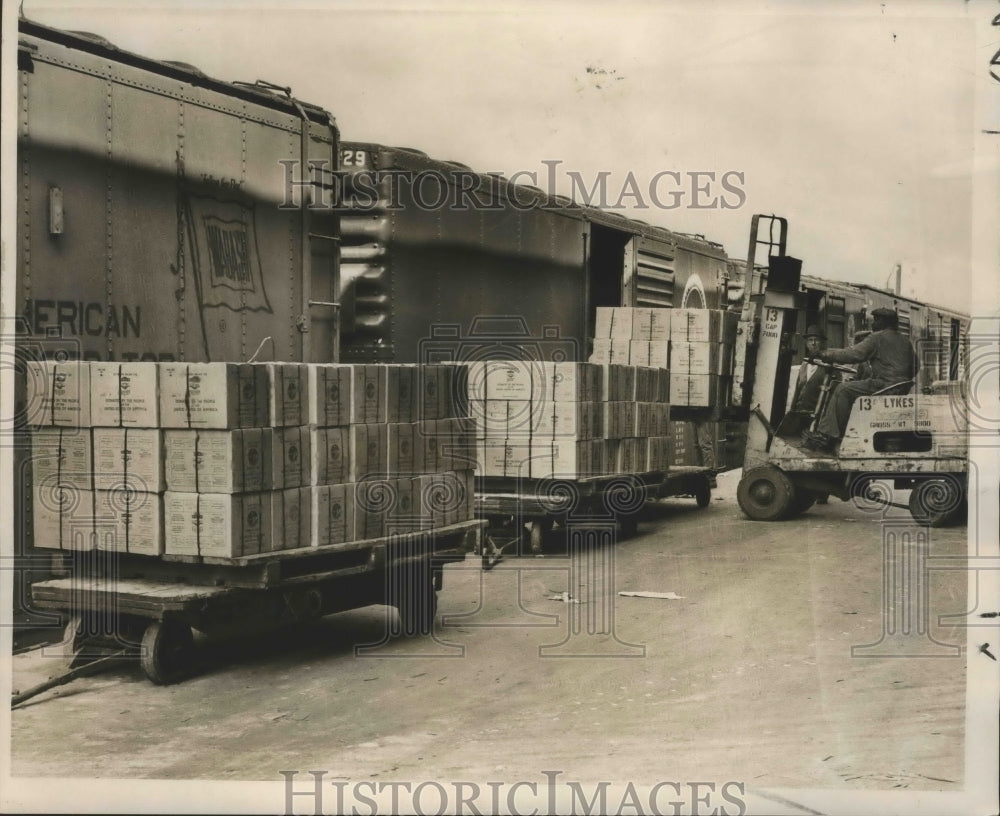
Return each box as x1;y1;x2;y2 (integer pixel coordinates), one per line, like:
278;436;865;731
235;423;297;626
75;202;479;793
871;380;914;397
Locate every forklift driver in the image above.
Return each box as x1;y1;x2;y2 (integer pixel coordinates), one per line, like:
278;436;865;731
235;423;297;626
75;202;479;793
802;307;918;453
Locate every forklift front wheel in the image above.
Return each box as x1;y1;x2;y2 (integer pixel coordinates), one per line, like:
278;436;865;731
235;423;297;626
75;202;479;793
737;466;795;521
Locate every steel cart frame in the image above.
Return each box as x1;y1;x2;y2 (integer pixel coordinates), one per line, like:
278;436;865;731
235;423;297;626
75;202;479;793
30;520;483;684
474;468;716;566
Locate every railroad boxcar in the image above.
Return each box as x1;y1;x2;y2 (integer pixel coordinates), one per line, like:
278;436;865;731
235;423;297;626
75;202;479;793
337;142;731;365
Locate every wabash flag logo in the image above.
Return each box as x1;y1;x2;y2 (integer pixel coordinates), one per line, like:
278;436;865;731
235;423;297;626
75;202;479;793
185;194;273;313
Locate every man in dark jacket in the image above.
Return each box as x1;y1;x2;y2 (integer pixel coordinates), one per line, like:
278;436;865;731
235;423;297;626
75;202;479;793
790;325;828;413
802;308;917;453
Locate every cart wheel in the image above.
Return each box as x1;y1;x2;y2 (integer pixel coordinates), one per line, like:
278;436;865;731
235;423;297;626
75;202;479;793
737;466;795;521
694;480;712;509
909;478;965;527
526;519;553;554
63;615;86;666
140;620;194;685
615;512;640;537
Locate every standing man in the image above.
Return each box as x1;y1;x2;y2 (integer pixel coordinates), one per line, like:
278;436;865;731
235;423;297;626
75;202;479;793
790;325;828;413
803;307;918;453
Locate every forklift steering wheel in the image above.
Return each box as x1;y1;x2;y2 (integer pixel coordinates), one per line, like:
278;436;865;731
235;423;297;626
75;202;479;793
804;357;856;375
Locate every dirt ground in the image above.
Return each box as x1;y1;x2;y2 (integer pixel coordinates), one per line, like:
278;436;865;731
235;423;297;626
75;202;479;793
8;470;974;811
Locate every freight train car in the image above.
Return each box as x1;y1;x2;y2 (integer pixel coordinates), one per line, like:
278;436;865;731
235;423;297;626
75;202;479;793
16;20;341;366
13;19;343;650
337;142;731;365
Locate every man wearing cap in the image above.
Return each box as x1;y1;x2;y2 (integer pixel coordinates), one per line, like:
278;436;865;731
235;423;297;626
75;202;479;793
803;308;918;453
790;325;828;413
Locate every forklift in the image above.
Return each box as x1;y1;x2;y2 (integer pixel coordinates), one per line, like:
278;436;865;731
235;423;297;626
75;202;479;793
733;216;968;525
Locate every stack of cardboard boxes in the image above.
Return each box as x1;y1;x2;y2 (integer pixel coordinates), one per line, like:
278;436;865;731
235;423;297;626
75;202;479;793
307;363;475;548
590;307;736;408
25;361;476;560
465;360;673;479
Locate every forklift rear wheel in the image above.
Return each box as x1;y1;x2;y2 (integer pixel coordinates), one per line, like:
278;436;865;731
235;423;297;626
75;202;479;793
787;489;818;517
737;466;795;521
140;620;194;685
909;478;965;527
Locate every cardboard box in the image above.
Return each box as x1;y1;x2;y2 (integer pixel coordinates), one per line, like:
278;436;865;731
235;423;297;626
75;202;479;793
615;437;646;474
163;491;271;558
348;423;389;481
462;360;488;403
90;362;159;427
260;363;308;427
267;488;310;553
93;428;165;492
31;428;93;491
533;439;598;479
352;479;394;540
650;309;671;341
387;365;419;423
544;361;594;403
648;341;670;369
670;341;721;375
628;341;651;367
629;308;653;341
430;419;452;472
387;422;420;475
271;426;310;489
669;309;724;343
669;421;699;466
646;436;671;472
420;472;463;528
444;420;478;472
310;484;357;547
669;374;718;408
25;361;92;427
595;307;636;340
32;484;95;550
603;401;632;440
94;489;163;556
351;365;387;425
590;338;612;365
416;365;442;420
476;439;532;478
412;420;438;473
534;401;598;439
382;477;415;533
485;360;539;401
608;340;631;365
164;429;267;493
478;399;535;440
159;363;267;429
310;426;349;485
307;364;353;427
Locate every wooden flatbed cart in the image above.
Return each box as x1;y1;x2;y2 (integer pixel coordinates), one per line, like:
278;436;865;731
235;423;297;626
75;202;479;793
30;520;483;685
474;467;716;566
